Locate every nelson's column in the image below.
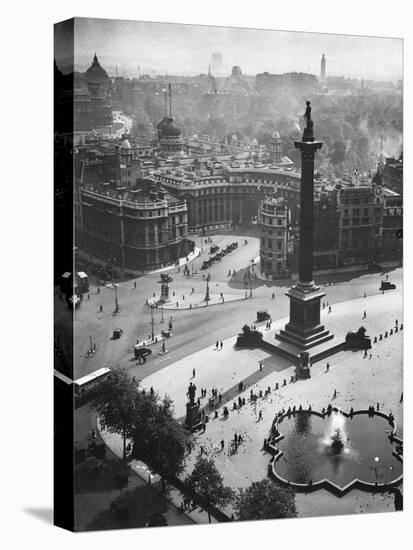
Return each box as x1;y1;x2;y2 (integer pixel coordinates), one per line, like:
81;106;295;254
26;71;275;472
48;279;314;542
276;101;334;351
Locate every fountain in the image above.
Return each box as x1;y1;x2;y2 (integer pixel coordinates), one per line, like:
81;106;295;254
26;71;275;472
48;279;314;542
269;408;403;493
330;428;345;452
326;411;347;453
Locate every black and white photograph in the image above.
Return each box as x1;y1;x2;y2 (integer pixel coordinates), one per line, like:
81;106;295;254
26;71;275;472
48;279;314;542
52;15;404;532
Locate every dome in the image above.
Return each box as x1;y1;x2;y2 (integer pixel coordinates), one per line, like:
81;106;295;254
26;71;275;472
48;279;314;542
272;129;281;140
86;54;109;84
157;117;170;132
121;138;131;149
161;117;181;137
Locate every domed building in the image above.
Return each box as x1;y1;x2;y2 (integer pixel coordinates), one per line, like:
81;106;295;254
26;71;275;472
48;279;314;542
74;54;112;136
157;84;183;155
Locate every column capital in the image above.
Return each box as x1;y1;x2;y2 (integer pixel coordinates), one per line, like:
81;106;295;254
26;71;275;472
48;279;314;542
294;140;323;156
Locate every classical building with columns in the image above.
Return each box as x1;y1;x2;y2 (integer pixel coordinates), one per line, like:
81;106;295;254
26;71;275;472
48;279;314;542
153;166;301;232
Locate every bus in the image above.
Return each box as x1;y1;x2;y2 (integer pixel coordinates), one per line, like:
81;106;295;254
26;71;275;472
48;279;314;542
74;367;111;403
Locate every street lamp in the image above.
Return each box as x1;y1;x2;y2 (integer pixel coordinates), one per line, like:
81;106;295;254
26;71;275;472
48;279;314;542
150;305;155;341
114;284;119;313
205;279;210;304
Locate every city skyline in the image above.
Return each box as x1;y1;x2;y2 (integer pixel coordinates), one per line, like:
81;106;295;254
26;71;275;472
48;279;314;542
55;18;402;80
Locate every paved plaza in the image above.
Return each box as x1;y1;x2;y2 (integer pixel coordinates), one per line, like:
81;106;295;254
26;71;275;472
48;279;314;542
98;274;403;519
64;229;404;522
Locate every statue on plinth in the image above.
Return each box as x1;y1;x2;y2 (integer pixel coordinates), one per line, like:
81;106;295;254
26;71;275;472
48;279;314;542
296;351;311;380
187;381;197;404
186;381;201;430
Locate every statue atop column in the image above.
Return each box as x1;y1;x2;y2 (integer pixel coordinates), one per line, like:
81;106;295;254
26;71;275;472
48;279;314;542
303;100;314;141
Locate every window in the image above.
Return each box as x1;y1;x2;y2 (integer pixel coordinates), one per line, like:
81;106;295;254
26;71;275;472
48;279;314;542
277;241;282;250
353;208;360;215
277;219;282;225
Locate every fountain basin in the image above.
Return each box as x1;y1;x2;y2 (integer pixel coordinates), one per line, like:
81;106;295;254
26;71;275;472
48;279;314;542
267;409;402;496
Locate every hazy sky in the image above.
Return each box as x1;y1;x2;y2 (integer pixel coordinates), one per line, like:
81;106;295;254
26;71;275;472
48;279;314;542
57;17;402;80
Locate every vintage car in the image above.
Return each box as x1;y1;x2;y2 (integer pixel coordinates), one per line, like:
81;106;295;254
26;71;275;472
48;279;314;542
256;310;271;322
380;280;396;291
134;346;153;360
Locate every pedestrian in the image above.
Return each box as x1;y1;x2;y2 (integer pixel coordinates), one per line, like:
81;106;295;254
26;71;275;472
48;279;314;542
364;292;366;298
134;281;137;289
219;393;222;403
364;349;368;358
258;410;263;421
97;287;100;294
363;310;366;319
326;363;330;372
328;305;332;313
220;341;223;349
259;362;263;372
87;294;90;300
395;319;398;327
193;368;196;378
99;305;103;312
333;389;337;399
216;340;219;349
400;392;403;403
376;402;380;411
272;293;275;300
220;439;224;450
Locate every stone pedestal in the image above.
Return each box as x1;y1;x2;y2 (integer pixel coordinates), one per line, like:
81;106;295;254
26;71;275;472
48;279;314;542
185;402;200;430
276;282;333;350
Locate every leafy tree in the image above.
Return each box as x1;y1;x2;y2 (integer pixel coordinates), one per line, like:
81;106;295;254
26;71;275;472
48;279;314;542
234;479;297;521
91;368;140;459
131;393;192;490
186;456;234;523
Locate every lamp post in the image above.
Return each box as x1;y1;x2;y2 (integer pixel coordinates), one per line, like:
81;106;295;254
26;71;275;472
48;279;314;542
205;279;210;305
150;305;155;341
114;284;119;313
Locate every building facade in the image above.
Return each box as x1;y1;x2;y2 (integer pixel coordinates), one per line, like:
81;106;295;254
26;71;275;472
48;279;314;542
258;197;289;279
337;185;383;267
154;166;301;232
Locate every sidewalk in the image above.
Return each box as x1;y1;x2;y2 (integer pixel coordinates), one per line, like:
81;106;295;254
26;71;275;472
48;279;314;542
98;420;217;525
148;247;201;275
148;291;248;310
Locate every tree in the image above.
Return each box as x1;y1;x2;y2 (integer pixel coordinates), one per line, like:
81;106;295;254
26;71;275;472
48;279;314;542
186;456;234;523
131;394;192;490
91;368;139;459
234;479;297;521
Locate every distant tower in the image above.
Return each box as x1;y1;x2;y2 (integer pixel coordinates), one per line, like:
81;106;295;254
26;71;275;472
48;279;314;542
270;129;283;164
212;52;223;74
320;54;326;81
